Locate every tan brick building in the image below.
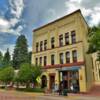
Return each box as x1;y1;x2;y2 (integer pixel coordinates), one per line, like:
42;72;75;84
32;10;94;92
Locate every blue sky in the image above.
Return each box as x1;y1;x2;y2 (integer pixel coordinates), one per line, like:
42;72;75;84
0;0;100;55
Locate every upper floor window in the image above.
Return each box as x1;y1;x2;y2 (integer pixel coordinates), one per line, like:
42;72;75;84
44;56;47;66
51;54;55;65
59;34;63;47
59;53;64;64
66;52;70;63
71;30;76;44
40;57;42;65
40;41;43;51
72;50;77;62
51;37;55;49
65;32;69;45
44;40;47;50
35;58;38;65
36;42;39;52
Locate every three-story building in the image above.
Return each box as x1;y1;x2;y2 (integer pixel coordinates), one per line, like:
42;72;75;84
32;9;94;92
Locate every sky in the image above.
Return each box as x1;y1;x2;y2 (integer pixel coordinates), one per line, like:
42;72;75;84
0;0;100;55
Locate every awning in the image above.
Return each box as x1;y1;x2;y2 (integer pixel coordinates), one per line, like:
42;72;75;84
57;66;80;71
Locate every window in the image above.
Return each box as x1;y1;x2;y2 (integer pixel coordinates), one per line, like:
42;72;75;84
65;32;69;45
59;34;63;46
40;57;42;65
36;42;39;52
44;56;47;66
66;52;70;63
44;40;47;50
71;31;76;44
35;58;38;65
51;37;55;48
40;41;43;51
51;54;55;65
72;50;77;62
59;53;64;64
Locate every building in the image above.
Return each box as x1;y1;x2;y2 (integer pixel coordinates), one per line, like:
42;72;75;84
32;9;94;92
92;52;100;84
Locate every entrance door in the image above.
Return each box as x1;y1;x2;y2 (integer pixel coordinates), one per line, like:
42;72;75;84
41;75;47;88
49;75;55;90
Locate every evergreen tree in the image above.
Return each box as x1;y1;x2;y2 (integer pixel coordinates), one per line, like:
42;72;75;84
0;51;3;67
28;51;32;64
13;35;28;69
3;48;11;66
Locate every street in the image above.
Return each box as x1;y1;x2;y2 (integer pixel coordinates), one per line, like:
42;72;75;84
0;90;100;100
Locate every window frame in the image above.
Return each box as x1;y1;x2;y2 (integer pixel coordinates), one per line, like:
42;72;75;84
72;50;77;63
44;40;47;50
65;32;69;45
36;42;39;52
44;56;47;66
66;51;70;63
51;54;55;65
59;34;63;47
35;58;38;65
40;41;43;51
59;53;64;64
51;37;55;49
71;30;76;44
40;57;42;65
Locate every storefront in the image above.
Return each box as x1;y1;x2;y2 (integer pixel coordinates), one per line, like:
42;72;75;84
58;66;80;92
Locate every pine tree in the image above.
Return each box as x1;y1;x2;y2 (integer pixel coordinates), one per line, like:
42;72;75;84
28;51;32;64
3;48;11;66
13;35;28;69
0;51;3;67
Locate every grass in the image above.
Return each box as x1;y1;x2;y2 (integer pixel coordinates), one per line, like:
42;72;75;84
16;87;44;93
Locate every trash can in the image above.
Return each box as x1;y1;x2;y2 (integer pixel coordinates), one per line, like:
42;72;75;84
63;89;68;96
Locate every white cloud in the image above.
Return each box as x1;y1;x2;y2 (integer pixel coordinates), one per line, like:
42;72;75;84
9;0;24;18
9;18;19;27
65;0;100;26
90;11;100;26
0;18;9;26
0;0;25;35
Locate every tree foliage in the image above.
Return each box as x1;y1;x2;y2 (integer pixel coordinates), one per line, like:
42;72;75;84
17;63;33;84
15;63;42;88
0;66;14;85
32;65;42;83
88;25;100;61
0;51;3;67
13;35;28;69
3;48;11;66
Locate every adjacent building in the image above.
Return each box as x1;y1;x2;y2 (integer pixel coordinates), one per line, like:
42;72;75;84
32;9;94;92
